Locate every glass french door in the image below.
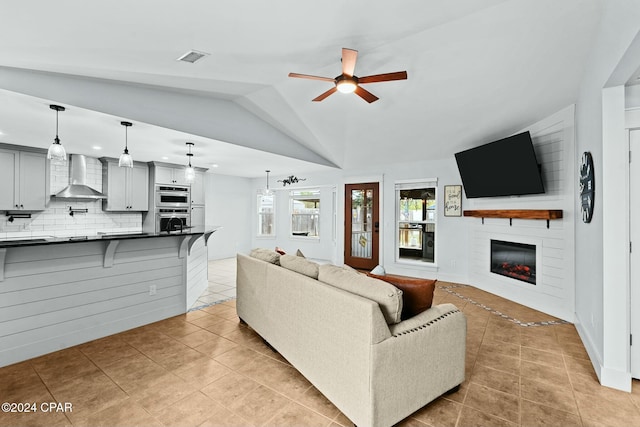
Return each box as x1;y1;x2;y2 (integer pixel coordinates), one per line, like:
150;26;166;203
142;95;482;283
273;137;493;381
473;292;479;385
344;183;379;270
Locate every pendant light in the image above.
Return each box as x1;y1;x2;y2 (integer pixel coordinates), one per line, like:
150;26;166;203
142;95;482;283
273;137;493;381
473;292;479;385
185;142;195;182
47;105;67;162
264;170;272;195
118;121;134;168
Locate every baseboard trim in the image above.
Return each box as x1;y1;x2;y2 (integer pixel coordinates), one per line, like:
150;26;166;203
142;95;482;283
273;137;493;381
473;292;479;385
574;313;632;392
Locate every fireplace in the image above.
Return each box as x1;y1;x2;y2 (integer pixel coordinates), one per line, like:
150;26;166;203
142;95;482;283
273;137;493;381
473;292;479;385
490;240;536;285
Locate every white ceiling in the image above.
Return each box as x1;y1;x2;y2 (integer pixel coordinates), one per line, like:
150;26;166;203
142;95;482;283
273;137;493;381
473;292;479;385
0;0;603;178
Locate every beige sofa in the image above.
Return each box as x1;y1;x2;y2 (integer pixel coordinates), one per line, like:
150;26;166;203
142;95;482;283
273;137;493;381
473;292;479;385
236;253;466;427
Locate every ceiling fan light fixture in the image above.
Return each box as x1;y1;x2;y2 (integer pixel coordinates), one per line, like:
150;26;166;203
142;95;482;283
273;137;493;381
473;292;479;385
336;79;357;94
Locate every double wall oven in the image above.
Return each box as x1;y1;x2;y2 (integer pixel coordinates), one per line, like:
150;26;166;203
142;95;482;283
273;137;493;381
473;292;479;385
155;185;191;232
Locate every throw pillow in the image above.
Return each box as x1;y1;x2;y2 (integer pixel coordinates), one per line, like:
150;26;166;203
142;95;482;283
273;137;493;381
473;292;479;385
319;264;403;324
368;273;436;320
280;254;319;279
370;264;386;275
296;249;305;258
249;248;281;265
275;247;286;255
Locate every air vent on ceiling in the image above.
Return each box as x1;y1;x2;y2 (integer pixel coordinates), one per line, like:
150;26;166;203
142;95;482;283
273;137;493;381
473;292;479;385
176;50;209;63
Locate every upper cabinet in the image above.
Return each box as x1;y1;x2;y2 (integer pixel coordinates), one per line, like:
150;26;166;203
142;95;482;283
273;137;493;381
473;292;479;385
155;165;190;186
100;158;149;211
0;147;47;211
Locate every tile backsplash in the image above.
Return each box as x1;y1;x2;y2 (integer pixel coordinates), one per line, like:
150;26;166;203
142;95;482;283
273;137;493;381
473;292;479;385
0;156;142;239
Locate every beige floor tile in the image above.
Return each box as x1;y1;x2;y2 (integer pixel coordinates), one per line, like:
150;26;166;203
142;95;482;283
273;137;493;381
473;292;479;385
46;369;129;424
295;386;341;420
470;364;520;395
520;376;579;414
172;357;231;388
463;383;520;424
520;398;581;427
264;401;333;427
80;398;161;427
175;329;220;348
574;389;640;426
30;348;100;387
193;335;239;358
229;385;292;426
154;391;217;427
127;372;198;415
411;396;462;427
457;405;517;427
201;371;261;406
475;348;521;376
77;335;141;367
520;346;565;369
520;360;571;387
100;352;169;393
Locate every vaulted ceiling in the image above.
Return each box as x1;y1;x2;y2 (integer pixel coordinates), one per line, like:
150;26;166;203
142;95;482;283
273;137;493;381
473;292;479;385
0;0;602;177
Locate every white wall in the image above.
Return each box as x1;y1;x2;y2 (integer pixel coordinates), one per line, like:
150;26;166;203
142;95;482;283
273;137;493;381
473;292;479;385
466;106;576;321
205;173;252;260
248;163;469;283
574;0;640;391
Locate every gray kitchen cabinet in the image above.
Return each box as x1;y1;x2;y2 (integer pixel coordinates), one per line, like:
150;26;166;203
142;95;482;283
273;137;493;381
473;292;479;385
155;165;189;185
0;148;47;211
190;204;205;228
100;158;149;211
191;171;206;205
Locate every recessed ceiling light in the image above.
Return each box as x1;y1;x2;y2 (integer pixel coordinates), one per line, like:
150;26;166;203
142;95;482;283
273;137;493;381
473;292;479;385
92;146;102;150
161;156;169;160
176;50;209;63
211;164;219;168
0;130;4;135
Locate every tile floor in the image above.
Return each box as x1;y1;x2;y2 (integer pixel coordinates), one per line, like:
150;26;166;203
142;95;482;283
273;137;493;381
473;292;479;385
2;258;640;427
190;258;238;310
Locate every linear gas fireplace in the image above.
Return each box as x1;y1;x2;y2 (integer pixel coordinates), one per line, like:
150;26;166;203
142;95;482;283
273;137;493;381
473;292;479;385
490;239;536;285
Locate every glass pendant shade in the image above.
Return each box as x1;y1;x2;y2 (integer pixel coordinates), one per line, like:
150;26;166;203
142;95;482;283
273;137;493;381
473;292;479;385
185;165;196;182
118;149;133;168
47;105;67;163
185;142;195;182
118;121;134;168
47;137;67;162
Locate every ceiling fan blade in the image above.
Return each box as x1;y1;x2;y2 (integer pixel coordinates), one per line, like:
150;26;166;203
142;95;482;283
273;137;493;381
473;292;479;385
341;48;358;77
312;87;338;102
354;86;379;103
288;73;335;82
358;71;408;84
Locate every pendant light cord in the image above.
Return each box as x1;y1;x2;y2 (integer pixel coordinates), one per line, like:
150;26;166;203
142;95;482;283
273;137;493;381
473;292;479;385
55;109;60;144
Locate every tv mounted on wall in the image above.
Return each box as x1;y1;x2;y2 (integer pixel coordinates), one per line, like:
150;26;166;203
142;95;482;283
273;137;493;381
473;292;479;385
454;131;545;198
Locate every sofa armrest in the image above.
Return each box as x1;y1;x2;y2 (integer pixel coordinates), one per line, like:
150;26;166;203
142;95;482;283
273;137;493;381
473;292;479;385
388;303;462;337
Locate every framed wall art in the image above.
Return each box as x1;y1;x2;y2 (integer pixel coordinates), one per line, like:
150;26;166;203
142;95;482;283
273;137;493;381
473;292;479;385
444;185;462;217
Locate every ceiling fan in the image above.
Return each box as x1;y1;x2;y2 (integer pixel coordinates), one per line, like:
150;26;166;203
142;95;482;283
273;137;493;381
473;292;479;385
288;48;407;103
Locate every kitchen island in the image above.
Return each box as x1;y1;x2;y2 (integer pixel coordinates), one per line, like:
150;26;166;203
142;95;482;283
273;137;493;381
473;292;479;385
0;226;221;367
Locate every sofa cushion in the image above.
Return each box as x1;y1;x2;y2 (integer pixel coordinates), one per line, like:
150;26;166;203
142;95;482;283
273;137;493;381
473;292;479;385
318;264;403;324
280;254;319;279
368;274;436;320
250;248;281;265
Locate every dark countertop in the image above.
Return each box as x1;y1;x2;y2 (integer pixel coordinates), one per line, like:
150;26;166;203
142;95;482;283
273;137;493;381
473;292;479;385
0;226;222;249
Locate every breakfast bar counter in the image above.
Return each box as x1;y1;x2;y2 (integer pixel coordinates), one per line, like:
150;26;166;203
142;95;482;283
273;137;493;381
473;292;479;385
0;226;221;367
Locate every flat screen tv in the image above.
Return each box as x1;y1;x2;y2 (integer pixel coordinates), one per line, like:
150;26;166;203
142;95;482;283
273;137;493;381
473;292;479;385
454;131;545;198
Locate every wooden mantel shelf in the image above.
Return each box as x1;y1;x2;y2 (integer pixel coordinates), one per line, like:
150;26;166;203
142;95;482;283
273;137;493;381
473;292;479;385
463;209;563;228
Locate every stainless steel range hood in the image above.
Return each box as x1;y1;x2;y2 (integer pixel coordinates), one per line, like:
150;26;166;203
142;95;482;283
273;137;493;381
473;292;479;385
54;154;107;200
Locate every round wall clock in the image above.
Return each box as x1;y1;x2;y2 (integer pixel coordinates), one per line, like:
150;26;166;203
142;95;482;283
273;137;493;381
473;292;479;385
579;151;595;223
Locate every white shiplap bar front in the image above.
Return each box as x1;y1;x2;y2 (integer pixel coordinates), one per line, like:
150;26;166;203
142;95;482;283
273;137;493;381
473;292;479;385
0;233;212;367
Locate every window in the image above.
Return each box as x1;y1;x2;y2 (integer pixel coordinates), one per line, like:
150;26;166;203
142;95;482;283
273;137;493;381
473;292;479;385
290;189;320;238
257;193;275;237
395;180;437;264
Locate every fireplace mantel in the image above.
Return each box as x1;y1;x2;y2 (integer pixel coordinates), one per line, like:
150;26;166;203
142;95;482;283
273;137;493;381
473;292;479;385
463;209;563;228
